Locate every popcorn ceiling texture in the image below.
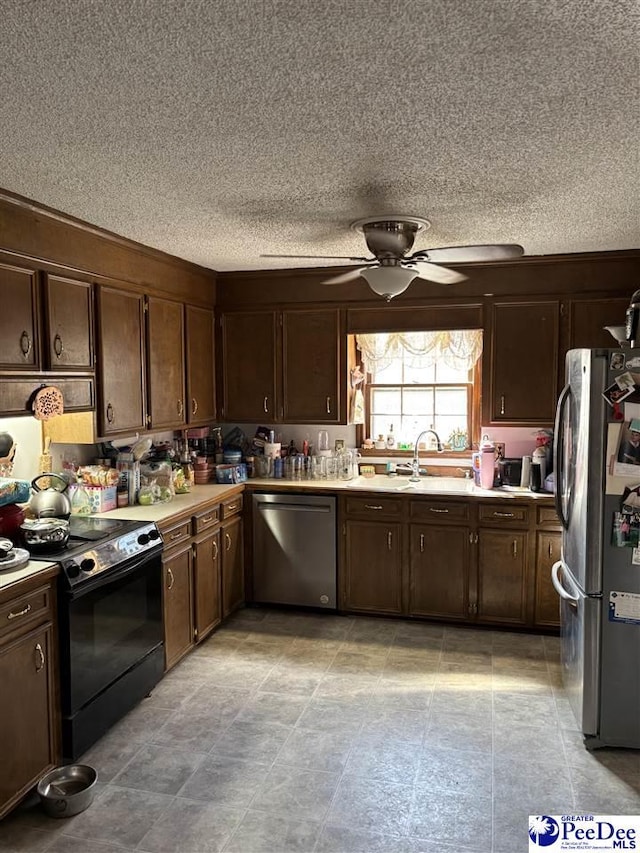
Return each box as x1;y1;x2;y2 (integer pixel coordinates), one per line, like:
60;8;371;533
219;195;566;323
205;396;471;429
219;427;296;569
0;0;637;271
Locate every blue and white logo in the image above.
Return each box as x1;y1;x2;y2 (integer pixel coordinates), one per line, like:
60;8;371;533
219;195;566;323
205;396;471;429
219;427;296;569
529;816;560;847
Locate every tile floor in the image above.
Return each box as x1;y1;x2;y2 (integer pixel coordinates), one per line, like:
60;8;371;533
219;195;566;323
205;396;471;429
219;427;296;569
1;608;639;852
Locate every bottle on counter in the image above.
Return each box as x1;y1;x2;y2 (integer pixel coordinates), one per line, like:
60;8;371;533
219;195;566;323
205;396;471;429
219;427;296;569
386;425;396;449
479;438;496;490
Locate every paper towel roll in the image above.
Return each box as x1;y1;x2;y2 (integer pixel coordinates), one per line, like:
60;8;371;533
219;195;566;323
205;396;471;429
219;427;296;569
264;442;281;459
520;455;532;488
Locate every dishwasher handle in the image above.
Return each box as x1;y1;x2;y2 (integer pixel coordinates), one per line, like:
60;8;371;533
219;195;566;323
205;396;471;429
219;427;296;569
257;503;333;513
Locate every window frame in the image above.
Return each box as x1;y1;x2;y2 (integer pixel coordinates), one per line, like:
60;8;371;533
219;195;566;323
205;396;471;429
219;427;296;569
356;355;482;457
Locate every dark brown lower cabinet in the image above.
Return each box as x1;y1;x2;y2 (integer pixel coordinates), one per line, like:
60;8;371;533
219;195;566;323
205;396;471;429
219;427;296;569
193;526;222;642
162;542;194;670
409;524;470;620
0;573;60;820
343;520;403;614
477;529;529;625
535;530;562;627
221;515;244;618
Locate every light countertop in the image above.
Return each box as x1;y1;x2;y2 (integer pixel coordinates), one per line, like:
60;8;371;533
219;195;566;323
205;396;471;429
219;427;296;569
0;559;57;592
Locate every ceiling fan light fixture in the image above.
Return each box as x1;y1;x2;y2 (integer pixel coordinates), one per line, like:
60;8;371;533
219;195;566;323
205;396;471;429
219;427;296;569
360;266;417;301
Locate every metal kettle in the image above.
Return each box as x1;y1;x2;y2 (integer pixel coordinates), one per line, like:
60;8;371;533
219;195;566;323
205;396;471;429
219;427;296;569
29;473;72;519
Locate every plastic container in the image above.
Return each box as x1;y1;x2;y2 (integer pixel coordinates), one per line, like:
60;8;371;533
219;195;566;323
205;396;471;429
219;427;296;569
479;445;495;490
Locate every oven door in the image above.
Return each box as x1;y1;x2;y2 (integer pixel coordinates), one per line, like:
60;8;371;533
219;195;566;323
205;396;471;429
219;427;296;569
59;550;163;716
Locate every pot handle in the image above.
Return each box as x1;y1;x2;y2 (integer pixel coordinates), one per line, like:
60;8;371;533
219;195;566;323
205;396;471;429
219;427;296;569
31;472;69;493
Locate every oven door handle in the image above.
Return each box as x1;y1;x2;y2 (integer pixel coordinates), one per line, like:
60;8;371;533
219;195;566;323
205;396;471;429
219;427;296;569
64;546;163;599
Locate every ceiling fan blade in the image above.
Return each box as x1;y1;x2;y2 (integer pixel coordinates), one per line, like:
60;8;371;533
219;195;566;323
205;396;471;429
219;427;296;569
410;244;525;263
321;268;367;286
410;261;468;285
261;253;372;262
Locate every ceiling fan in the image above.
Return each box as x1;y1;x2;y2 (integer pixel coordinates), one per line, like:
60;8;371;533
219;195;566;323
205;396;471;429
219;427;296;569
262;216;524;301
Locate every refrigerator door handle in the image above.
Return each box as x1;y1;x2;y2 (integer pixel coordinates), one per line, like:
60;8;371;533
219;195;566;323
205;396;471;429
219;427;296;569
551;560;579;602
554;382;571;529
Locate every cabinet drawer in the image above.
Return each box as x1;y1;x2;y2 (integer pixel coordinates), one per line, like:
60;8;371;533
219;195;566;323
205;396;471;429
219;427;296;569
193;505;220;533
536;505;560;527
221;494;243;520
160;519;192;549
344;496;403;519
0;584;52;641
478;503;530;526
410;499;470;524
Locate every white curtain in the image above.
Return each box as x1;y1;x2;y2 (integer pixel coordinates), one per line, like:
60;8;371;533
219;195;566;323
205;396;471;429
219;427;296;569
355;330;483;373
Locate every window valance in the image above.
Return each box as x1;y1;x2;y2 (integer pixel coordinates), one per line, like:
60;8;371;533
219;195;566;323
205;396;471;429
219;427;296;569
355;330;483;373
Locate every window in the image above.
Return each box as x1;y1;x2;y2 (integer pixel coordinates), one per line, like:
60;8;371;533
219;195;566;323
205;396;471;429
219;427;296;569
356;330;482;451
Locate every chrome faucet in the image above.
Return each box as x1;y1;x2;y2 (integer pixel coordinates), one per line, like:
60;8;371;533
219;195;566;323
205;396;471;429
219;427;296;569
409;429;443;482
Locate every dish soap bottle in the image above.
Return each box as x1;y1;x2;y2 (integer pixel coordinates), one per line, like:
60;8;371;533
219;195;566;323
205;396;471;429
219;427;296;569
386;425;396;449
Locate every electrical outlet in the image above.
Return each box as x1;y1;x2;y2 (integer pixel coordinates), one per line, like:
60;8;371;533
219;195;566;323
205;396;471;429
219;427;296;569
495;442;506;458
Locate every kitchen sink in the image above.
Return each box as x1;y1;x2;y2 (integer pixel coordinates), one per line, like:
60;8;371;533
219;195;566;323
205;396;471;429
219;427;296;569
346;475;474;494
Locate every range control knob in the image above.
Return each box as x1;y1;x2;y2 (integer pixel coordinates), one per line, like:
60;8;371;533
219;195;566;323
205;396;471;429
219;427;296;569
66;563;80;579
148;528;160;541
80;558;96;573
137;533;150;546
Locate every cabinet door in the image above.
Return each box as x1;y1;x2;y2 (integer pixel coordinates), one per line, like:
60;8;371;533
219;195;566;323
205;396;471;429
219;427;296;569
0;624;58;818
220;312;278;421
221;516;244;618
343;520;403;614
0;262;39;369
535;530;561;627
186;304;216;424
568;298;630;350
477;529;528;625
43;275;94;370
409;524;470;620
96;285;147;436
147;296;186;430
162;545;194;671
193;527;221;642
282;309;342;423
488;301;560;424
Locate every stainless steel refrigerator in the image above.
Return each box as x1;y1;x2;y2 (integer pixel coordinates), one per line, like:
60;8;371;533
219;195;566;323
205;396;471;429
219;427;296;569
553;347;640;749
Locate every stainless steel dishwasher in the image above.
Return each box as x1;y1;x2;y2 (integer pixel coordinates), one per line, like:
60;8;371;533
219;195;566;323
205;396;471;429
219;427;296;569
252;493;337;608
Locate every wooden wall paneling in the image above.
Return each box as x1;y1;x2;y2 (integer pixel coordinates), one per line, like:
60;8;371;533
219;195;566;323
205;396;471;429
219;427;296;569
0;190;216;306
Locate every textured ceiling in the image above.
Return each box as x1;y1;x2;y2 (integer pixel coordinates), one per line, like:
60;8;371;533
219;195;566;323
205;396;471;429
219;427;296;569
0;0;638;272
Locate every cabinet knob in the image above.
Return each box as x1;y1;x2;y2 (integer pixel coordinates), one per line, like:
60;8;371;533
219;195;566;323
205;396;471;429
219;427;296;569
512;539;518;557
34;642;45;672
106;402;115;424
419;533;425;553
53;333;64;358
192;398;198;416
19;330;32;357
177;399;184;417
429;508;449;514
263;396;269;413
387;531;393;550
167;567;175;590
493;512;515;518
326;396;331;414
548;541;553;557
225;533;232;551
212;540;218;561
500;395;506;416
364;504;383;511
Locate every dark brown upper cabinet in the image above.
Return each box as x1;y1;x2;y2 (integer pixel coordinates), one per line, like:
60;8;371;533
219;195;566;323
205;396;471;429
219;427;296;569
282;309;342;423
219;311;279;422
566;297;630;351
0;262;39;370
185;304;216;425
219;308;345;424
96;285;147;437
485;301;560;426
43;274;94;371
146;296;186;431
